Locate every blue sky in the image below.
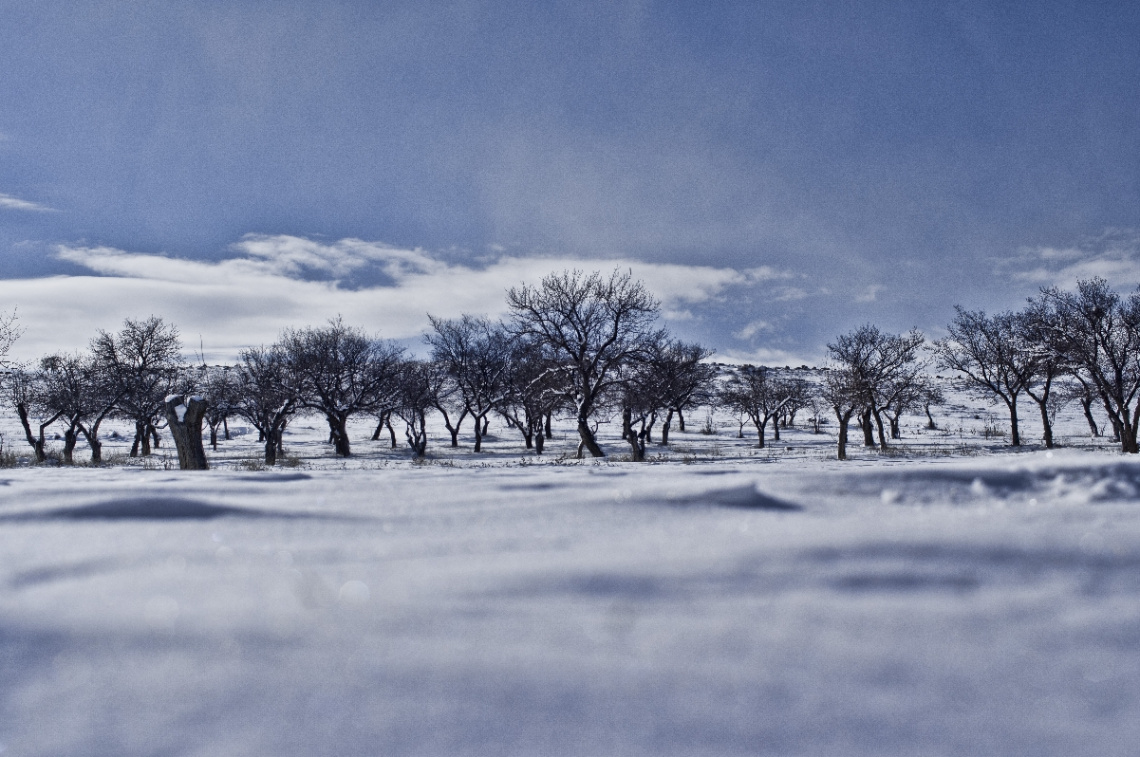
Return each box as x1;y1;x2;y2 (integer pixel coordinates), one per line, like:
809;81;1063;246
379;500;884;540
2;1;1138;362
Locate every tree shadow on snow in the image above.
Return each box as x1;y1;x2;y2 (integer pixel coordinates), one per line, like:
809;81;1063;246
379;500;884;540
0;496;357;522
669;485;802;511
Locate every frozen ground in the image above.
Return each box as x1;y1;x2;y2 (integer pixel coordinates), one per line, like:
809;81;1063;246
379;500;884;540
2;398;1140;755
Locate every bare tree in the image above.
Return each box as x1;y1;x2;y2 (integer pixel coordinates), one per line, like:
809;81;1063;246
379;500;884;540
36;353;90;464
821;365;862;460
498;337;567;454
717;365;794;448
233;345;301;465
90;316;186;456
281;317;403;457
932;309;1028;446
828;325;925;450
1013;298;1070;449
195;365;240;451
7;366;63;463
426;315;512;452
394;358;435;458
1040;278;1140;453
507;269;660;458
654;340;717;446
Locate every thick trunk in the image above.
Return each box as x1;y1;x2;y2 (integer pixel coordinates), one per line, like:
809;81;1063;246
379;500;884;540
1008;398;1021;447
223;416;230;440
209;424;219;451
164;395;209;470
835;408;853;461
81;420;104;464
576;418;605;458
660;409;673;446
544;413;553;439
327;414;351;457
753;417;767;449
473;413;485;452
861;408;875;446
63;425;78;464
264;429;278;466
535;430;545;455
625;427;647;462
1035;399;1054;449
771;415;781;442
924;403;937;430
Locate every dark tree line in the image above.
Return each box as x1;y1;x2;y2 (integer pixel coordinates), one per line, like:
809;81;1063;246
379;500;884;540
1;270;722;466
5;272;1131;467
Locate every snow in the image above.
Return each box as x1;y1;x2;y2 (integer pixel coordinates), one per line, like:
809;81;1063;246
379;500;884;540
2;399;1140;754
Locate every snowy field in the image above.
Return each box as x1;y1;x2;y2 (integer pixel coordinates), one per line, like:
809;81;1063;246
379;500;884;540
3;398;1140;755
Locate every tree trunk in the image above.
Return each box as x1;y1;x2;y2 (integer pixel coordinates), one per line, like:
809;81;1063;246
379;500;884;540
545;412;553;439
861;408;875;446
754;417;767;449
924;403;937;430
164;395;209;470
1081;396;1100;437
327;414;351;457
16;403;54;463
474;413;485;452
264;429;278;466
660;409;673;446
771;415;781;442
81;420;103;464
1007;398;1021;447
625;427;647;462
889;414;901;439
63;425;78;464
873;408;888;450
1035;398;1054;449
210;424;219;451
535;430;545;455
677;409;686;432
223;416;231;440
576;418;605;458
835;408;853;461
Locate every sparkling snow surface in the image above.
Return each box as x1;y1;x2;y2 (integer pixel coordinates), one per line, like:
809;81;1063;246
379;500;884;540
2;411;1140;755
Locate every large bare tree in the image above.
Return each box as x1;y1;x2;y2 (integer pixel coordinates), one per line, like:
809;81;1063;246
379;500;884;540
426;315;512;452
1040;278;1140;453
91;316;187;456
932;309;1029;447
281;317;403;457
506;269;660;458
233;345;301;465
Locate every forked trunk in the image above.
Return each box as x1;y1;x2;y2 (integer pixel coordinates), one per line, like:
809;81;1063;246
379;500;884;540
164;395;209;470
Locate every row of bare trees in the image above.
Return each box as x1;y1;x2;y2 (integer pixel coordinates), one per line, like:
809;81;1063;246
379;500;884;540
932;277;1140;454
817;276;1140;459
2;270;721;466
6;272;1135;466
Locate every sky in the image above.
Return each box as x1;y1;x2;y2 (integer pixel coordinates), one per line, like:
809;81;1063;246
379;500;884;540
1;0;1138;363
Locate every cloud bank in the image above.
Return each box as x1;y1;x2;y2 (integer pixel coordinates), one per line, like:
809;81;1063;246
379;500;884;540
0;193;55;212
1;235;778;362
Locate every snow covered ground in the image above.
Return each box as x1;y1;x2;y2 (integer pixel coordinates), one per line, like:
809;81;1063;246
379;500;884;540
2;397;1140;755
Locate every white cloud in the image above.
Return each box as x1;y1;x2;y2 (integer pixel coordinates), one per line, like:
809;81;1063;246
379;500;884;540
0;193;56;212
1005;229;1140;290
733;320;772;340
1;236;782;361
717;346;819;368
